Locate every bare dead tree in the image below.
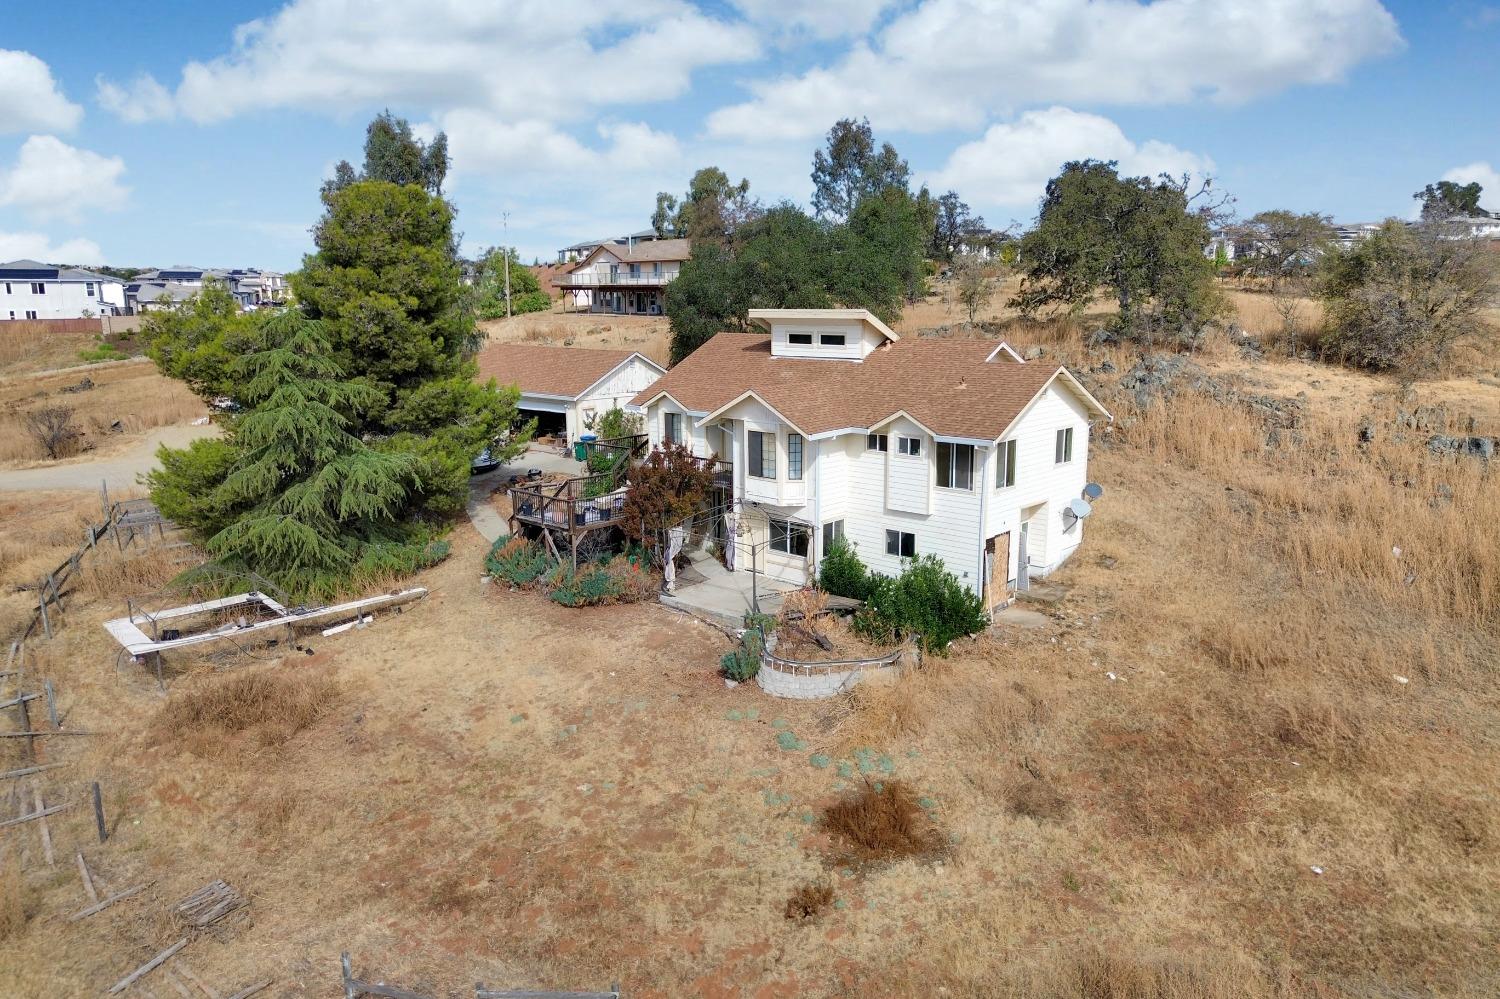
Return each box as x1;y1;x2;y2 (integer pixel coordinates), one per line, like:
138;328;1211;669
24;405;79;460
954;253;997;326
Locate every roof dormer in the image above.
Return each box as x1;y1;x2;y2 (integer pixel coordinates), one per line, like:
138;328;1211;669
748;308;900;362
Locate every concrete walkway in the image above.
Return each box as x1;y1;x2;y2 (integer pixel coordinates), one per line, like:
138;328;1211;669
661;551;798;628
465;445;585;544
0;422;219;493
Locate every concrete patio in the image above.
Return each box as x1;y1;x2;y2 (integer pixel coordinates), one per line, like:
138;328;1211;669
660;550;798;629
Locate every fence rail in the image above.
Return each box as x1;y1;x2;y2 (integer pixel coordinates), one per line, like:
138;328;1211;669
18;484;180;642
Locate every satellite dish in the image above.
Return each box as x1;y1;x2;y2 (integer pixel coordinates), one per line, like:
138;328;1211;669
1083;482;1104;501
1062;498;1093;530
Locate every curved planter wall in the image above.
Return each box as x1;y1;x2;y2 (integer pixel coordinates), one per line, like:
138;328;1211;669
755;636;903;700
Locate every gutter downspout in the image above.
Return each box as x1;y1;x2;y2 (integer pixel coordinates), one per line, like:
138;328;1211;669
977;445;991;608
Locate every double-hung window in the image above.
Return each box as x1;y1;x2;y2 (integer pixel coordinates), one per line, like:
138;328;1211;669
936;442;974;490
85;282;95;296
787;433;804;481
770;518;810;556
866;433;888;452
996;439;1018;489
664;412;682;445
885;530;916;557
1055;427;1074;464
821;520;845;551
897;436;921;457
748;430;776;478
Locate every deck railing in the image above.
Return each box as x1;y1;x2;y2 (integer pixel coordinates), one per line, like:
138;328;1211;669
510;473;628;532
555;272;677;288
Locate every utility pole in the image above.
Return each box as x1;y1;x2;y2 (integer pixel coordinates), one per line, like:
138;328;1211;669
501;211;512;318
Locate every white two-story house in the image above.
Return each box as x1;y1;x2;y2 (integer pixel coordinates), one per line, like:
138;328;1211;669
628;309;1111;610
1;259;125;319
553;238;689;316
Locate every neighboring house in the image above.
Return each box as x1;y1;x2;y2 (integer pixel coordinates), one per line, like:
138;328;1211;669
555;229;662;264
125;265;287;312
627;309;1111;609
0;259;125;319
125;280;200;313
476;343;666;442
553;237;690;316
1331;222;1383;251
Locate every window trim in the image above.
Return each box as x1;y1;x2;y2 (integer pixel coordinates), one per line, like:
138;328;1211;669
1055;427;1074;465
996;439;1018;489
819;332;846;346
821;520;845;552
663;412;682;445
787;433;804;481
936;441;975;491
769;518;810;557
896;435;921;457
787;332;813;345
748;429;776;479
885;530;916;558
866;433;888;452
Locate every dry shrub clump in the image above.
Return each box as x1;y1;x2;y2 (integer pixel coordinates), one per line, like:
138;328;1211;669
0;858;28;940
783;881;835;922
154;668;339;754
821;779;946;864
1005;773;1072;822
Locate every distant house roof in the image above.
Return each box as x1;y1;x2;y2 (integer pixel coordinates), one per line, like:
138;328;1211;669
127;281;198;304
577;237;691;267
476;343;665;400
630;333;1109;440
0;259;115;282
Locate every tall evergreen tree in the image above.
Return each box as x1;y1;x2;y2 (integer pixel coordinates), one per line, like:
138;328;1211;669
150;312;437;598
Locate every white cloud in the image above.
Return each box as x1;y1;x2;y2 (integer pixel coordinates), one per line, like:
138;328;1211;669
0;50;84;134
730;0;898;40
1442;162;1500;211
438;113;683;182
708;0;1403;140
0;230;103;264
96;1;759;126
0;136;129;224
926;107;1213;213
95;74;176;124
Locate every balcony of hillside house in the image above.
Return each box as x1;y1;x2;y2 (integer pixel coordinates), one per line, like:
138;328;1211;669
555;270;677;288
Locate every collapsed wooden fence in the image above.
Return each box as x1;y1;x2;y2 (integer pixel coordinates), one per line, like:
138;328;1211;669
342;953;620;999
19;483;184;642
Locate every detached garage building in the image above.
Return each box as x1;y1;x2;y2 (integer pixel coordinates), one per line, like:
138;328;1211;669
475;343;665;444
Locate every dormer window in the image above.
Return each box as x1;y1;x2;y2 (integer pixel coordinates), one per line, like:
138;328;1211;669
819;333;846;346
788;333;813;345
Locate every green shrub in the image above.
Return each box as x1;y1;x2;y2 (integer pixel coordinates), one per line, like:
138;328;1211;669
852;555;986;655
721;626;764;682
485;535;553;586
485;535;649;607
78;343;126;363
818;536;872;600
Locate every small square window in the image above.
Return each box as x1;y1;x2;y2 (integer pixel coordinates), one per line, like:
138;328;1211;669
788;332;813;345
866;433;888;452
885;530;916;558
1055;427;1074;464
897;436;921;456
819;333;846;346
31;282;46;295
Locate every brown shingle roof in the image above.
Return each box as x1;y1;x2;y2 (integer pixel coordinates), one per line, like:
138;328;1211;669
581;238;691;265
476;343;647;399
630;334;1094;440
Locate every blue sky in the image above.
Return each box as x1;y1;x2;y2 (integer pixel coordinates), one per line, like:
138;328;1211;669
1;0;1496;271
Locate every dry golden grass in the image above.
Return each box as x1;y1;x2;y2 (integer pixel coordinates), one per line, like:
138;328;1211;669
479;311;670;365
0;323;98;375
0;359;206;465
7;342;1500;997
152;668;340;756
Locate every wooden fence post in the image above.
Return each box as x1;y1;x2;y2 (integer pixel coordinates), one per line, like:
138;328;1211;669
341;953;356;999
16;695;34;764
37;581;52;639
44;680;58;729
92;781;108;843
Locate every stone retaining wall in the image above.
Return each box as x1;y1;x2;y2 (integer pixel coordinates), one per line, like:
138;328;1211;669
754;636;902;700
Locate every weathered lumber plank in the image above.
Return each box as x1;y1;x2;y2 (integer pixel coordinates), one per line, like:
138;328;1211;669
69;884;145;921
108;938;188;994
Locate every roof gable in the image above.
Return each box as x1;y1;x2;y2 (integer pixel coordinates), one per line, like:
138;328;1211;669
475;343;661;400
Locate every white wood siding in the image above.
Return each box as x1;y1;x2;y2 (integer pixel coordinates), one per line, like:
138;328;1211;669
984;383;1093;578
883;416;931;515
